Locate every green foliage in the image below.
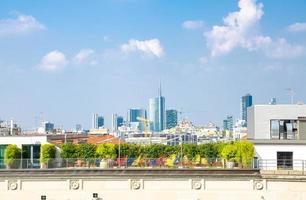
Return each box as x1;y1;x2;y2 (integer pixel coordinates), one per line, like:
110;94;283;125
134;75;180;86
220;143;237;162
4;144;21;168
235;140;255;168
142;144;166;158
40;144;56;164
79;143;97;160
96;143;117;159
60;143;79;159
183;144;199;160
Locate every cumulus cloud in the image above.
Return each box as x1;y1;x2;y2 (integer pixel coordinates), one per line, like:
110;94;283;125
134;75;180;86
204;0;305;59
205;0;264;56
121;39;164;57
182;20;203;30
287;22;306;32
0;14;45;36
73;49;95;64
39;50;68;71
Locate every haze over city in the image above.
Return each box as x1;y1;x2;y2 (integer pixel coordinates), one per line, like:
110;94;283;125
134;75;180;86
0;0;306;130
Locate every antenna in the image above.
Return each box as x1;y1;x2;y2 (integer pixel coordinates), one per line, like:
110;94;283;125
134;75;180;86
286;88;296;104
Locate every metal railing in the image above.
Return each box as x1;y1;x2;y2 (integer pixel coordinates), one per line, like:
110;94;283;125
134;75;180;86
255;159;306;172
0;158;227;169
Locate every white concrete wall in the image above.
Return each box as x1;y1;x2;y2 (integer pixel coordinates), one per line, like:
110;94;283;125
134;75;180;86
0;177;305;200
247;105;306;139
0;135;48;148
255;144;306;170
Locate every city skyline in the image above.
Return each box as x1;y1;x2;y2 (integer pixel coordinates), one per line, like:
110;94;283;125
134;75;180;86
0;0;306;129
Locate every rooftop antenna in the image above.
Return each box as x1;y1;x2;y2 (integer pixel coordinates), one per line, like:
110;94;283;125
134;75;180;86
286;88;296;104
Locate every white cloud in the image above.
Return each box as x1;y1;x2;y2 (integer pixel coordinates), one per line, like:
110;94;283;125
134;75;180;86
121;39;164;57
73;49;95;64
205;0;264;57
0;14;45;36
204;0;305;59
263;38;305;59
182;20;203;30
287;22;306;32
39;50;68;71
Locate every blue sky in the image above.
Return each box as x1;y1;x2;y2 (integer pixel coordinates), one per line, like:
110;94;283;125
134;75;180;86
0;0;306;130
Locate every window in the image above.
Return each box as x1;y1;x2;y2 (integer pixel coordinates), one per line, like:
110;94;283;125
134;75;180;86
277;152;293;170
270;120;297;140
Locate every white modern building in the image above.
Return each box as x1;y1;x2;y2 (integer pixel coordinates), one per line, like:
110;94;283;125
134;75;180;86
247;104;306;170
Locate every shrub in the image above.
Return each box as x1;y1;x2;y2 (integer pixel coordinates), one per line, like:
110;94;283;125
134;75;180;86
40;144;56;164
60;143;79;159
142;144;165;158
79;143;97;160
96;143;117;159
220;143;237;162
4;144;21;168
235;141;255;168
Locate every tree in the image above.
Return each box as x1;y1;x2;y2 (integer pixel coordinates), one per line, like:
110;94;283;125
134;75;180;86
96;144;117;159
235;141;255;168
79;143;97;160
60;143;79;159
4;144;21;169
40;144;56;165
220;143;237;162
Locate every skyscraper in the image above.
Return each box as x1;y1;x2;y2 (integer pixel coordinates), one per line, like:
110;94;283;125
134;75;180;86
269;97;277;105
112;114;124;131
241;94;253;127
92;114;104;129
127;109;147;122
166;109;178;129
223;115;233;131
149;85;166;132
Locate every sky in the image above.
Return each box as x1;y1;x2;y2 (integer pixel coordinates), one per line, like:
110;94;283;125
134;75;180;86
0;0;306;130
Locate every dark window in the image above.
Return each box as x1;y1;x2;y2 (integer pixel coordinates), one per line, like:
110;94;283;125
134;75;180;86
270;120;297;140
277;152;293;170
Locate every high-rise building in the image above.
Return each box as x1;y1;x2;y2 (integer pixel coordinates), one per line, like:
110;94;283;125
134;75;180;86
223;115;234;131
44;121;54;133
92;114;104;129
241;94;252;127
127;109;147;122
112;114;124;131
166;109;178;129
149;86;166;132
75;124;82;132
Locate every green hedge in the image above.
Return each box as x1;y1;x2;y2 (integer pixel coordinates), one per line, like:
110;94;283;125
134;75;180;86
40;144;56;164
4;144;21;168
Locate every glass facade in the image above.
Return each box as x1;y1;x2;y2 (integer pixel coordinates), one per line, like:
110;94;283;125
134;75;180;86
241;94;253;126
270;119;297;140
166;109;178;129
0;145;7;169
149;96;165;132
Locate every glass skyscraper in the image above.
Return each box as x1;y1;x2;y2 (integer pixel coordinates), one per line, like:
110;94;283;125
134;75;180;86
166;109;178;129
149;87;166;132
112;114;124;131
241;94;253;127
127;109;147;122
223;115;233;131
92;114;104;129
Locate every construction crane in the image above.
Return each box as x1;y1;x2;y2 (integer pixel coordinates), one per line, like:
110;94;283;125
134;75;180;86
136;117;150;137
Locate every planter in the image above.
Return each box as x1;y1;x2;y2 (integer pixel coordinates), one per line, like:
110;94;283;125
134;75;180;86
226;161;235;169
99;159;108;168
40;163;47;169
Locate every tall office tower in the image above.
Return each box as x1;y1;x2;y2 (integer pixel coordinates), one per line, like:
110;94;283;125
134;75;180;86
127;109;147;122
112;114;124;131
149;85;166;132
166;109;178;129
92;114;104;129
223;115;234;131
269;97;277;105
44;121;55;133
241;93;253;127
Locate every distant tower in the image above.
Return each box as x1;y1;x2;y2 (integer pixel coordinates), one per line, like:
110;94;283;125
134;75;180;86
149;84;166;132
92;114;104;129
241;94;252;127
223;115;234;131
166;109;178;129
112;114;124;131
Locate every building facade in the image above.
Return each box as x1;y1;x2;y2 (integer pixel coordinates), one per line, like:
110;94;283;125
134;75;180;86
241;94;253;127
112;114;124;131
92;114;104;129
166;109;178;129
223;115;233;132
149;95;166;132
